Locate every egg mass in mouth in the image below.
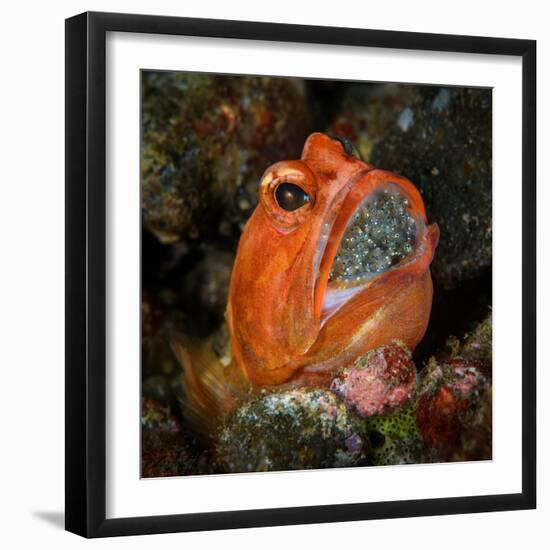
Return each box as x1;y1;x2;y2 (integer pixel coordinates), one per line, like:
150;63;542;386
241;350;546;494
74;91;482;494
329;187;417;284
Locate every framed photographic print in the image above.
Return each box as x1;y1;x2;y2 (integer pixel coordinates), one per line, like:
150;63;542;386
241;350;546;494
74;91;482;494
65;11;536;538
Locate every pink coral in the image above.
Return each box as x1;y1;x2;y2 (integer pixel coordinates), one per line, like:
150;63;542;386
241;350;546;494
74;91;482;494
330;341;416;417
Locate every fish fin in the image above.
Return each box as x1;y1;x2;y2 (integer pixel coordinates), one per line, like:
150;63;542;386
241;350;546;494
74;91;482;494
171;333;246;436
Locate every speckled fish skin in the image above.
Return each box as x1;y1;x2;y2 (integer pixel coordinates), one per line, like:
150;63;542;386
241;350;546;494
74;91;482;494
227;132;439;388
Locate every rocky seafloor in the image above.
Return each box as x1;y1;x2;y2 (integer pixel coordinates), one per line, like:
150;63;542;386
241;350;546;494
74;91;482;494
141;72;492;477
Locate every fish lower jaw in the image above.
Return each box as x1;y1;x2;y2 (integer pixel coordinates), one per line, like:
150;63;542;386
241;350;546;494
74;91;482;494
321;283;368;320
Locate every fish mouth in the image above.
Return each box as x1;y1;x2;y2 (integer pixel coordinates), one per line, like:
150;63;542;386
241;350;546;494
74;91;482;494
318;183;420;320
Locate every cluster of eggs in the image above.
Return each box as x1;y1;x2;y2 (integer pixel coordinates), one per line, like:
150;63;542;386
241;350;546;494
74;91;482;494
329;187;417;283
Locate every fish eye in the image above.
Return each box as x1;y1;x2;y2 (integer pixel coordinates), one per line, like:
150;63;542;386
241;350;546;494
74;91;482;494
275;182;310;211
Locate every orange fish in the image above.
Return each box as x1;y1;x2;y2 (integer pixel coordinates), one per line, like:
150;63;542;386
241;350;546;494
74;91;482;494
175;133;439;430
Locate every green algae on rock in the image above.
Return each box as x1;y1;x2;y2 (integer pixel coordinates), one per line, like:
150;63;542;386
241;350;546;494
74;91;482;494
217;389;367;473
141;72;310;243
364;403;426;466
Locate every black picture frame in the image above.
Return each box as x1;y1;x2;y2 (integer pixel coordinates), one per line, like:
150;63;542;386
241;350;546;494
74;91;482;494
65;11;536;538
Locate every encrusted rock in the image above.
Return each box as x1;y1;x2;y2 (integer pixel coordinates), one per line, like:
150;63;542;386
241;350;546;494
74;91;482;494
416;358;492;461
440;309;492;376
141;397;201;477
459;310;492;365
141;72;310;243
372;87;492;289
217;389;367;473
330;341;416;418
